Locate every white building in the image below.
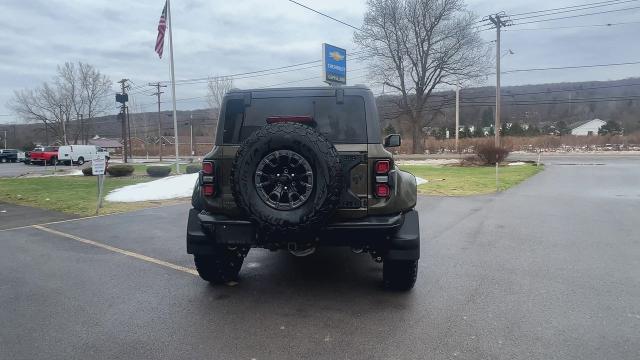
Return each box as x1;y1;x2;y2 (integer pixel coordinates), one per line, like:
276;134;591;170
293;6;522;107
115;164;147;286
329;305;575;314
570;119;607;136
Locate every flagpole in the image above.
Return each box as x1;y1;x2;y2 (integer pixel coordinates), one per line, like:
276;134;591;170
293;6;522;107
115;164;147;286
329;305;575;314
166;0;180;173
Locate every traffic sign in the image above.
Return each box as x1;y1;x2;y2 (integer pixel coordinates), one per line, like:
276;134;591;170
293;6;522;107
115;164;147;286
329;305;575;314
92;155;106;176
322;43;346;85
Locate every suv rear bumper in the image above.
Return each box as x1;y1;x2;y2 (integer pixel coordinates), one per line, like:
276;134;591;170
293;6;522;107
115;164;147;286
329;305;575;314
186;209;420;261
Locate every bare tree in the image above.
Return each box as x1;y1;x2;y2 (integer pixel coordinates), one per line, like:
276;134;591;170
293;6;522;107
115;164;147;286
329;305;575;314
207;76;234;116
9;62;112;145
355;0;489;153
78;62;112;142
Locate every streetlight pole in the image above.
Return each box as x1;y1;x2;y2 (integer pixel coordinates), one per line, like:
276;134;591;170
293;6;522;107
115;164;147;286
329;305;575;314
189;113;194;157
455;84;460;154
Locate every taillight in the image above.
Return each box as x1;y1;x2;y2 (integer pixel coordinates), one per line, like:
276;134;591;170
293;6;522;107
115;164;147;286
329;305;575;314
202;161;214;175
375;183;390;198
374;159;392;198
203;184;215;196
375;160;390;174
202;161;216;197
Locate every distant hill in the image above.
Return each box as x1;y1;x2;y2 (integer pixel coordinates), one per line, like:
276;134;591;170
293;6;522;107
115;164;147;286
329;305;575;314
377;77;640;134
5;78;640;149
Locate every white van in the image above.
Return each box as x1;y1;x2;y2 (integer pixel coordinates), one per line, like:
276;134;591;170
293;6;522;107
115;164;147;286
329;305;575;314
58;145;110;165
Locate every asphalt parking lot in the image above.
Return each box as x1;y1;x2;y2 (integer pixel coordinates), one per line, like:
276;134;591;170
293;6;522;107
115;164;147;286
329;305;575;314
0;161;78;178
1;155;638;360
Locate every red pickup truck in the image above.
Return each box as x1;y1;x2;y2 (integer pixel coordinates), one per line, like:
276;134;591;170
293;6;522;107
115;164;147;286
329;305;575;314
29;146;59;165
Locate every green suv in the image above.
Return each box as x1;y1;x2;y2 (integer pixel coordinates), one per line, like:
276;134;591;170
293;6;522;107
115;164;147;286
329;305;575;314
187;86;420;290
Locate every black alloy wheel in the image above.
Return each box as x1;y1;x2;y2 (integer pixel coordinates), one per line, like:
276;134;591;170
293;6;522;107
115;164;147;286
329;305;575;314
254;150;314;211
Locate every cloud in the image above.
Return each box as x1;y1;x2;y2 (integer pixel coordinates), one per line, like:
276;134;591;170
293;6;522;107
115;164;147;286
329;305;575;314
1;0;640;120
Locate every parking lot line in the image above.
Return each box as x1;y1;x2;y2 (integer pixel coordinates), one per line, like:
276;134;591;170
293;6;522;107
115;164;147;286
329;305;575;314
31;225;198;276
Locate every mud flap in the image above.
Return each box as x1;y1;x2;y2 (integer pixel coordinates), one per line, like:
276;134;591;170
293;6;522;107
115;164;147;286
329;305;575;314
386;210;420;261
186;208;214;254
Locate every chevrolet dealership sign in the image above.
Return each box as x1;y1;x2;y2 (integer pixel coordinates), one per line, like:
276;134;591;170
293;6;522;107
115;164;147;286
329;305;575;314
322;43;346;85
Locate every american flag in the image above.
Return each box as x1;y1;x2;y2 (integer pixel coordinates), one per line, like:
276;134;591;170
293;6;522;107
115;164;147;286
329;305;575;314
155;1;167;58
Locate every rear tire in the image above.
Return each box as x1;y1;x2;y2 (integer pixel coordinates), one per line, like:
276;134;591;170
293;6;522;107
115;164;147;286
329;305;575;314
383;260;418;291
77;157;85;165
194;247;248;284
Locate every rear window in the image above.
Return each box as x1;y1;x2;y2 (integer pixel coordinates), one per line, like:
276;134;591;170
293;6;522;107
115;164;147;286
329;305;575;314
43;147;57;152
222;95;367;144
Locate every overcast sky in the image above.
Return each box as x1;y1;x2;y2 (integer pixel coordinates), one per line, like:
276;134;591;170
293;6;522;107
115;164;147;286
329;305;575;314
1;0;640;123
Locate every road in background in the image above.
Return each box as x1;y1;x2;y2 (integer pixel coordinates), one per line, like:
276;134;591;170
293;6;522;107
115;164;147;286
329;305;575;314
0;155;638;359
0;162;77;178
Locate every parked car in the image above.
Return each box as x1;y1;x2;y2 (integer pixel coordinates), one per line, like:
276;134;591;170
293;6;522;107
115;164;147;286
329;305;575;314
58;145;110;165
29;146;59;165
0;149;24;163
23;146;44;164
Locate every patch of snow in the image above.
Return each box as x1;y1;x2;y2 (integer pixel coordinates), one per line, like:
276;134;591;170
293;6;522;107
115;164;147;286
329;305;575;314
106;173;198;203
68;170;84;176
507;162;527;166
415;176;428;185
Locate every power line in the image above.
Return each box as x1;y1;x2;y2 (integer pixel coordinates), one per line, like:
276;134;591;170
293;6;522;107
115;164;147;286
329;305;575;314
506;20;640;30
510;0;631;16
286;0;361;31
514;4;640;25
375;80;640;113
161;50;368;86
380;94;640;118
510;0;639;20
457;82;640;101
163;60;322;85
503;60;640;74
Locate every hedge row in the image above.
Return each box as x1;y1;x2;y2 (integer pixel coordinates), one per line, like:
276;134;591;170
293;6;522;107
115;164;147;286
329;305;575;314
146;166;172;177
106;164;135;177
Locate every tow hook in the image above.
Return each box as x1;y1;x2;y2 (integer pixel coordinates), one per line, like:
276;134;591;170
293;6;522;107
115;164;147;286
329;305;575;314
289;242;316;257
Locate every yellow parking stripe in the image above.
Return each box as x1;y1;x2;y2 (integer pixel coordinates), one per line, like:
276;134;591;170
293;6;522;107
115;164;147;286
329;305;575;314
32;225;198;276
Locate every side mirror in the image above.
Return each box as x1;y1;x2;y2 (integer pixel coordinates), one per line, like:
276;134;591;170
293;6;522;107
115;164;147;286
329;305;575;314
384;134;401;148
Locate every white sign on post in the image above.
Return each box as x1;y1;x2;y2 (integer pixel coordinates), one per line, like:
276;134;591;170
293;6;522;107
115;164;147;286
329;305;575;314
92;155;107;214
92;155;106;175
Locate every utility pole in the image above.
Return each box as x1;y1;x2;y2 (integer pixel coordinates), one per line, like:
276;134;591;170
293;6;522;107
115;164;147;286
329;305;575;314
455;84;460;153
149;82;167;161
489;13;510;148
2;130;6;149
117;79;129;163
126;106;133;159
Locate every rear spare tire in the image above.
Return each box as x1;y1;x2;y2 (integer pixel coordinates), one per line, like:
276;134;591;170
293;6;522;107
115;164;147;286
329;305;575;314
231;122;342;233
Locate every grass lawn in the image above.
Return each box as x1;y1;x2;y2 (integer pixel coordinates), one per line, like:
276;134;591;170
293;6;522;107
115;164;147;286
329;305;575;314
399;164;543;196
0;175;184;217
